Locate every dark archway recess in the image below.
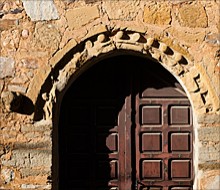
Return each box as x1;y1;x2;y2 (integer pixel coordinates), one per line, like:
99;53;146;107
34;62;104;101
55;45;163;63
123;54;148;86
58;55;194;190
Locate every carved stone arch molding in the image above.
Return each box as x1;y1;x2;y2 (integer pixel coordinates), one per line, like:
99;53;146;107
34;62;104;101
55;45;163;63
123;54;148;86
26;29;220;121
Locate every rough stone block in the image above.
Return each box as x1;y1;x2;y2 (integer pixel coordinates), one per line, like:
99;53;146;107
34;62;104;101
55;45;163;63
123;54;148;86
22;0;59;21
166;27;206;44
1;149;29;167
199;162;220;171
144;4;171;25
32;23;61;53
49;38;77;68
26;64;51;103
20;58;38;69
199;147;220;162
20;167;51;178
14;142;51;150
1;168;15;184
8;84;27;94
198;127;220;142
205;33;220;46
200;170;220;190
21;121;52;133
178;3;208;28
103;1;141;20
198;127;220;163
21;184;51;189
30;150;52;167
0;19;17;31
197;114;220;124
66;6;99;30
0;57;15;79
85;25;107;40
1;149;52;168
11;73;29;84
206;175;220;190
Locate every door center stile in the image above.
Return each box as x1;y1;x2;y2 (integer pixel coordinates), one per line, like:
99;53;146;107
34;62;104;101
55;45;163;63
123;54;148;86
124;93;132;190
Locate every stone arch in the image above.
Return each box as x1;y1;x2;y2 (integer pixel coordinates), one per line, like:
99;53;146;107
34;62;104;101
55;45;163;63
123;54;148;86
24;29;220;190
26;29;219;121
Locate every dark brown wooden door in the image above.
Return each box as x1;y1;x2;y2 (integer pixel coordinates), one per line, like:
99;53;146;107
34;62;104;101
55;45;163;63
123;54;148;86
59;55;193;190
134;65;193;190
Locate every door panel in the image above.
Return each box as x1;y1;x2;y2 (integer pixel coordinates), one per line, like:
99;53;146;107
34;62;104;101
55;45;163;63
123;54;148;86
59;55;193;190
170;133;191;152
141;133;162;152
141;105;162;125
170;160;191;179
141;159;163;179
135;63;193;190
169;106;191;125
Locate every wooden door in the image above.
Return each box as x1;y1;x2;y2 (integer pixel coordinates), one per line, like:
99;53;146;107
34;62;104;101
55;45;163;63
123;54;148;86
59;55;193;190
134;64;193;190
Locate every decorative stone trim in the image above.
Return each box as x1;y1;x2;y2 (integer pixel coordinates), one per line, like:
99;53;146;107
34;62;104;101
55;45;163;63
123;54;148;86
26;29;220;120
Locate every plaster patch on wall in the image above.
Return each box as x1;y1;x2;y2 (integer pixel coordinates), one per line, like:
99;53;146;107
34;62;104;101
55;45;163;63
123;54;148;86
22;0;59;21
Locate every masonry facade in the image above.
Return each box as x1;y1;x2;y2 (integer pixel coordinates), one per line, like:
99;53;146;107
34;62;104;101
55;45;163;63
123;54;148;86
0;0;219;189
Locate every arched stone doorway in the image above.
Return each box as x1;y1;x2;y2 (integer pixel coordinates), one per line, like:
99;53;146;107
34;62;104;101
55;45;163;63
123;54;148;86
58;55;194;190
26;30;219;190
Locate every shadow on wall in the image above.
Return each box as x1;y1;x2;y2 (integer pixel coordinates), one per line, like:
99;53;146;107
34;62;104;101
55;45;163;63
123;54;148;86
1;91;34;115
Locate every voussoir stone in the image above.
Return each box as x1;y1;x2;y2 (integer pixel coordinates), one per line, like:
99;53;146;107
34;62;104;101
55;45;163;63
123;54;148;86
66;6;100;30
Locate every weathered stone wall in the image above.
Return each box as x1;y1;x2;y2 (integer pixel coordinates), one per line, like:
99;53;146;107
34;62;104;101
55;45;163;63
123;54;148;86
0;0;219;189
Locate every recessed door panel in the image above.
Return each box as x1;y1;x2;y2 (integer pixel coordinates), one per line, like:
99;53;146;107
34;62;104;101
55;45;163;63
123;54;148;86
141;160;163;179
170;133;191;152
59;55;193;190
141;133;162;152
170;160;191;179
141;106;162;125
169;106;191;125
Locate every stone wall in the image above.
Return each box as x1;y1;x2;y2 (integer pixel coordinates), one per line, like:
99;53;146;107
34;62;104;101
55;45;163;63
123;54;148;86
0;0;219;189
